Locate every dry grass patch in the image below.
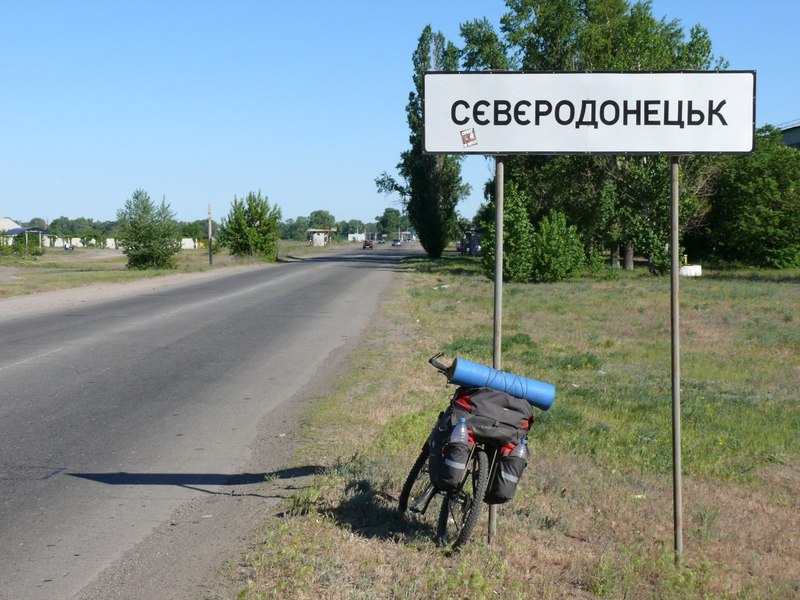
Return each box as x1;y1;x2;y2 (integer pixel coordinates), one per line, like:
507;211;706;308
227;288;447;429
0;242;351;298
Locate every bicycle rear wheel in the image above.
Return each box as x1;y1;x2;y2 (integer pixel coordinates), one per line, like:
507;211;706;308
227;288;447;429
399;446;439;521
436;447;489;550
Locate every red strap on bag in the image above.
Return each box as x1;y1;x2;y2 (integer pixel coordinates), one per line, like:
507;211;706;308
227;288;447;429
499;441;516;456
454;390;473;412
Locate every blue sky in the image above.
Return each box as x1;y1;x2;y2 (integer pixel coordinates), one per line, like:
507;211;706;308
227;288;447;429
1;1;797;225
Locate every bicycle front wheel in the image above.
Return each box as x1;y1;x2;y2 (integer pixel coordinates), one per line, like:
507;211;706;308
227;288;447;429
399;445;439;522
436;447;489;550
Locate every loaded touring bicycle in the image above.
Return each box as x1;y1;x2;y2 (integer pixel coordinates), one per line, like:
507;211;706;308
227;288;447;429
398;353;555;549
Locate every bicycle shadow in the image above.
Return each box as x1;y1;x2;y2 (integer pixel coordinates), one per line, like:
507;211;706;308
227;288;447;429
327;478;437;543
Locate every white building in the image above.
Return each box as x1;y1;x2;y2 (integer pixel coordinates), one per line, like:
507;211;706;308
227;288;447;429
0;217;21;232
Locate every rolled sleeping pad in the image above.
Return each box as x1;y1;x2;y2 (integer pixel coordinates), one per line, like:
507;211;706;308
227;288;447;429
448;357;556;410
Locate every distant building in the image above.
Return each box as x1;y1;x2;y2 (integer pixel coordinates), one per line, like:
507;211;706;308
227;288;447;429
307;227;337;247
781;121;800;150
0;217;21;232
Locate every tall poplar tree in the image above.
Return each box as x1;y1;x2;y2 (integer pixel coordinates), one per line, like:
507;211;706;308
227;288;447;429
376;25;471;258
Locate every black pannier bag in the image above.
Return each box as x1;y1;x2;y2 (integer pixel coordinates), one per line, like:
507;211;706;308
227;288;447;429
428;387;534;493
451;387;533;446
454;387;533;502
427;411;473;491
485;444;529;504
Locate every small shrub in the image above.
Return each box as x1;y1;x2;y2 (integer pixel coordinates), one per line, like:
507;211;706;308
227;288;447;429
219;191;281;261
530;211;585;283
481;181;535;282
4;235;47;256
586;249;620;280
117;189;181;270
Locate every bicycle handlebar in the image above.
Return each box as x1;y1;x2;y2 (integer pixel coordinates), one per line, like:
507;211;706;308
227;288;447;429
428;352;451;376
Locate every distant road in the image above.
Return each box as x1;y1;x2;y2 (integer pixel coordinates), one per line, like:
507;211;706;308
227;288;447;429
0;243;421;600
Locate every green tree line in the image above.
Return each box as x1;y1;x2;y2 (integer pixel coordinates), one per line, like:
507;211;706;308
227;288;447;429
13;207;410;246
9;197;418;269
379;0;800;276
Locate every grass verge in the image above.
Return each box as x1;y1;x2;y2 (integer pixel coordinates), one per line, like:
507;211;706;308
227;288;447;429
227;255;800;599
0;241;349;298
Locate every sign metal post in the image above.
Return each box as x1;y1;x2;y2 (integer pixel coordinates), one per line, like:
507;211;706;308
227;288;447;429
489;155;505;543
670;156;684;560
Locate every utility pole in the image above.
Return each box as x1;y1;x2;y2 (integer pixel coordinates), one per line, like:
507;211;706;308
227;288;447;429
208;204;213;266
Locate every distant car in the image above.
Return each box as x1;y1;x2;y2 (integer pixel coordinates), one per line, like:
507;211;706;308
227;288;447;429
362;240;373;249
392;239;402;246
377;239;386;244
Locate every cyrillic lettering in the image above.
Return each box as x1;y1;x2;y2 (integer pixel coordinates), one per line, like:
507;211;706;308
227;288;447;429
494;100;512;125
449;96;725;130
514;100;531;125
575;100;598;128
599;100;619;125
663;100;685;128
534;100;552;125
473;100;490;126
644;100;660;125
687;101;705;126
708;100;728;125
623;100;641;126
451;100;469;126
555;100;575;125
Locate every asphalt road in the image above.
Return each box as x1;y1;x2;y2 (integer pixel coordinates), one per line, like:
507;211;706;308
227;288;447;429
0;244;416;600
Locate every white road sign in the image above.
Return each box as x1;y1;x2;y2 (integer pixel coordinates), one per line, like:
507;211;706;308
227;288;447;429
424;71;755;154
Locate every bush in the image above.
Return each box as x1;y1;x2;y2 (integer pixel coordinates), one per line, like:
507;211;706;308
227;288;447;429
704;127;800;268
585;249;620;280
530;211;585;283
117;189;181;270
3;234;47;256
481;181;535;282
219;191;282;261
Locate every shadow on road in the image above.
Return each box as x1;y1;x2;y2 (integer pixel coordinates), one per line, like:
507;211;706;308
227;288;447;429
68;465;322;498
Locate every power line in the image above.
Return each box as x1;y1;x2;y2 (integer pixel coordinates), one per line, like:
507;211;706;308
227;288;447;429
776;117;800;129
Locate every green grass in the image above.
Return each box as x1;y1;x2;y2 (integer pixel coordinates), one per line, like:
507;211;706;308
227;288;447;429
416;262;800;480
505;271;799;480
227;256;800;599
